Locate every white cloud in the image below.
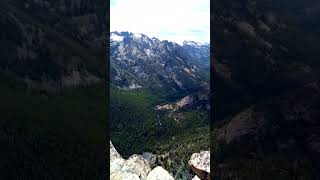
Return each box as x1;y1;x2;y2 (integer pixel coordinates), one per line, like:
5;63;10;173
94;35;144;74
110;0;210;44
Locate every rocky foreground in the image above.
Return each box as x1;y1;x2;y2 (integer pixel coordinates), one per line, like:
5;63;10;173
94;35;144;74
110;141;210;180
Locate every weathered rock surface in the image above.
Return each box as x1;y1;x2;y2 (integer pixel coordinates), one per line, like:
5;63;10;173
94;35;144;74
146;166;174;180
110;141;125;174
192;175;201;180
121;155;152;180
111;171;140;180
110;141;174;180
189;151;210;180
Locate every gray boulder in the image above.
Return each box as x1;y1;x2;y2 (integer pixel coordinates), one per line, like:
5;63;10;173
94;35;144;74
189;151;210;180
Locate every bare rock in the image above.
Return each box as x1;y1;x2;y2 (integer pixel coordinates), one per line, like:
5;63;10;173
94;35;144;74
122;155;152;180
110;141;152;180
192;175;201;180
110;142;177;180
189;151;210;180
176;95;193;108
146;166;174;180
111;171;140;180
110;141;125;174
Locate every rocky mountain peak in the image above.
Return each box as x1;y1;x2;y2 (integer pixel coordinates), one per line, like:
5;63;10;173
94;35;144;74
183;40;203;47
110;31;209;92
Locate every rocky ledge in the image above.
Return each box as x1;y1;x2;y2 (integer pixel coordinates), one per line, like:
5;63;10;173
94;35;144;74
189;151;210;180
110;141;210;180
110;141;173;180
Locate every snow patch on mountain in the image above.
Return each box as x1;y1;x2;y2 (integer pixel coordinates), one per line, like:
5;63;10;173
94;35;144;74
111;33;124;41
129;83;143;89
144;49;153;58
134;33;142;38
110;31;208;92
183;41;205;47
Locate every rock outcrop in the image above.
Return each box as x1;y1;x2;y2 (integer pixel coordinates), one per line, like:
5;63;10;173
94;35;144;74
146;166;174;180
110;141;125;174
121;155;151;180
111;171;140;180
110;141;174;180
192;175;201;180
189;151;210;180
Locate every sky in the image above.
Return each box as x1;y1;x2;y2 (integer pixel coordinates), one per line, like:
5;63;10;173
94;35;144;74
110;0;210;45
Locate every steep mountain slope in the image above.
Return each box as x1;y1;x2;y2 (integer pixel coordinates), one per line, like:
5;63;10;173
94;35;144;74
110;32;210;179
212;0;320;179
0;0;108;179
214;82;320;179
110;32;208;96
182;41;210;68
0;0;108;90
213;0;320;119
219;82;320;151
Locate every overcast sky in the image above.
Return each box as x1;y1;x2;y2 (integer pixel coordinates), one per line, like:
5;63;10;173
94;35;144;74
110;0;210;45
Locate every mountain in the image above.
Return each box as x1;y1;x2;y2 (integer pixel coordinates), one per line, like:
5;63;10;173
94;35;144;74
212;0;320;121
110;32;210;179
0;1;108;179
110;31;209;97
182;41;210;68
212;0;320;179
0;0;108;91
215;81;320;179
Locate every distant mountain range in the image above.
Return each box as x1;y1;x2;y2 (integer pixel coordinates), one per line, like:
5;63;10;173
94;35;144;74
109;31;211;179
110;31;210;95
182;40;210;68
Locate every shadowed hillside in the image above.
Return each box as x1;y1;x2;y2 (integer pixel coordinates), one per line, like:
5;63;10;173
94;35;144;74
0;0;108;179
212;0;320;179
